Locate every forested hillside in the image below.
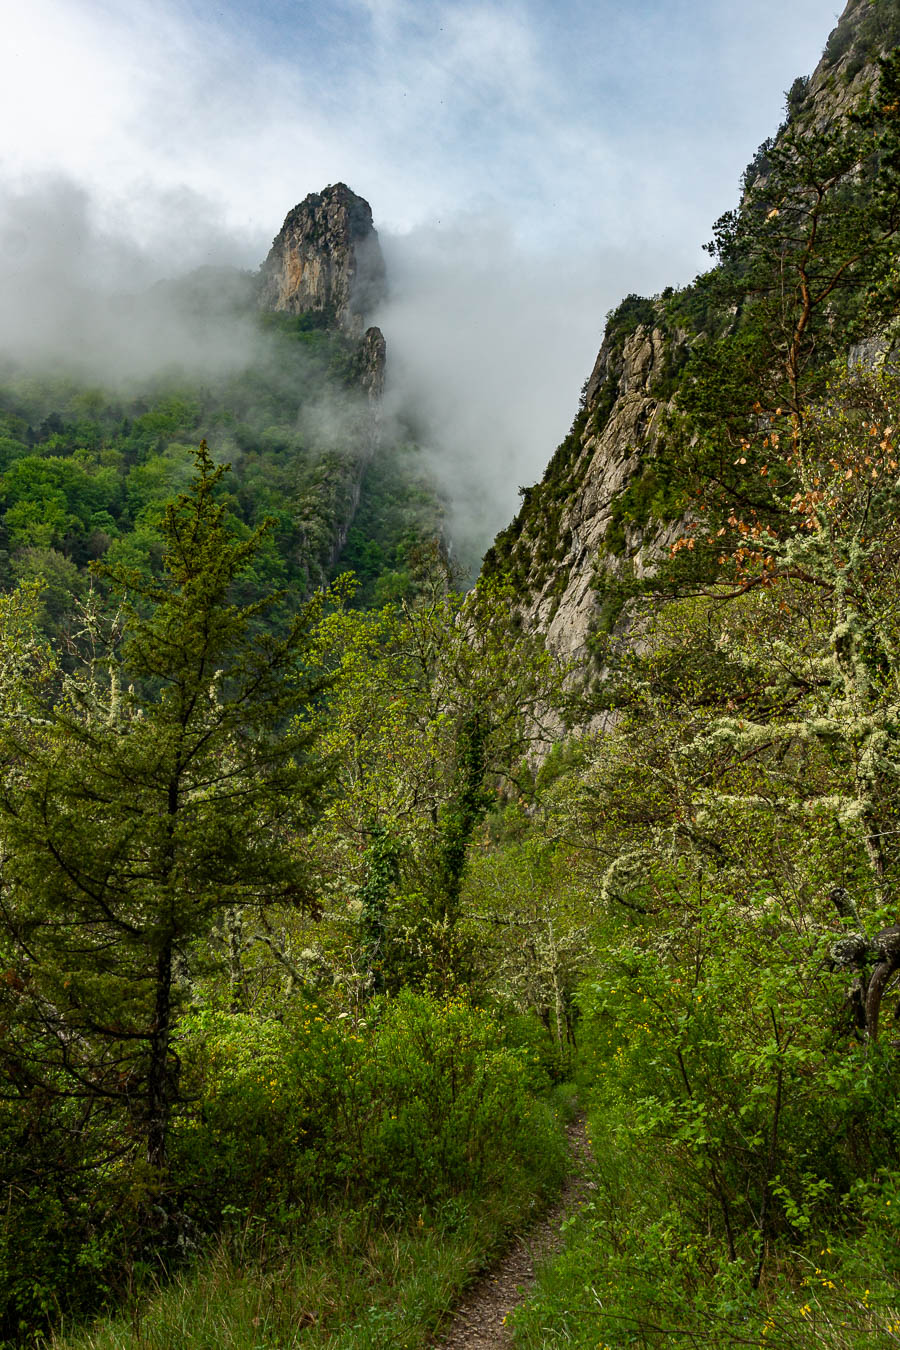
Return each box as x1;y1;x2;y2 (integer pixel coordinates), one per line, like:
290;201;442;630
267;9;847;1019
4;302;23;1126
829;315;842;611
5;3;900;1349
0;184;444;637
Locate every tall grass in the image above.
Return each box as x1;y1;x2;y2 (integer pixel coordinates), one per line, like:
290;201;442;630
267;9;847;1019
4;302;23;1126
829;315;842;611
51;1089;576;1350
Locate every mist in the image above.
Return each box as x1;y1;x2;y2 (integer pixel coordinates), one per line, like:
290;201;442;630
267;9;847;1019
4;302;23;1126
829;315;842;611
0;177;272;385
374;217;699;564
0;173;705;568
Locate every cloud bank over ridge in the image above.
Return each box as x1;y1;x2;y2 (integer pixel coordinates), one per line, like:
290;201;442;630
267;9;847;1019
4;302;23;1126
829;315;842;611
1;0;837;555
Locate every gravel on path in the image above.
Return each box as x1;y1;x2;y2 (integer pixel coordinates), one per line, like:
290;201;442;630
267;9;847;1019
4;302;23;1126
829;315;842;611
433;1116;594;1350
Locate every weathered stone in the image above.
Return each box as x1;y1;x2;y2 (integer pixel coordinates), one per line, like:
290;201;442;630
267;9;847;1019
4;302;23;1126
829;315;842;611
257;183;387;336
516;321;679;670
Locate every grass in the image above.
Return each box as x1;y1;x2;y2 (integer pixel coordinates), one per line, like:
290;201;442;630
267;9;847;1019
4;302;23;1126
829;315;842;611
48;1203;516;1350
61;1215;468;1349
49;1088;579;1350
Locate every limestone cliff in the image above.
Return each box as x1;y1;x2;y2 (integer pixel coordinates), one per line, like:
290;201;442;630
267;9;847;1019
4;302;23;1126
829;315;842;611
256;184;391;577
483;0;900;678
483;299;685;670
258;183;387;337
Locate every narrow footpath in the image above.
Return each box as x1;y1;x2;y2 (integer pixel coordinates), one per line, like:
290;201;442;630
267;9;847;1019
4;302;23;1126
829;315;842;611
434;1116;594;1350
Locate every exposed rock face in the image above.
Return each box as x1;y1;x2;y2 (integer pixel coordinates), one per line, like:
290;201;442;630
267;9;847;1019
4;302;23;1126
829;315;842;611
359;325;387;402
807;0;893;121
321;324;390;572
255;184;390;582
258;183;387;336
535;328;678;664
485;316;681;670
484;0;897;680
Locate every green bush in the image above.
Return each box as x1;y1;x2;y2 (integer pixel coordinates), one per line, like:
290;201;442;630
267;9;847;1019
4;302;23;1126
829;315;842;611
576;895;900;1255
0;1098;130;1346
174;991;565;1222
510;886;900;1348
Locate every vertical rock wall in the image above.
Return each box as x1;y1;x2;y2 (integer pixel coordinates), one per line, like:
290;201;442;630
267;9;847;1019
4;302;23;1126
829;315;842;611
257;183;387;337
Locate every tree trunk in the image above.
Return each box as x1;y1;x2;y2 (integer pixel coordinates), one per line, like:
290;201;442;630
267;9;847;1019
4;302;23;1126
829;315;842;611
146;937;174;1170
226;907;247;1012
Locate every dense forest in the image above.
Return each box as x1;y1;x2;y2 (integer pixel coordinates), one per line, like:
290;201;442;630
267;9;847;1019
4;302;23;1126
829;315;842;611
0;303;442;633
5;9;900;1350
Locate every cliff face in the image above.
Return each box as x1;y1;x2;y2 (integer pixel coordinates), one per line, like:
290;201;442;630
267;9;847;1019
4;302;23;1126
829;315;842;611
258;183;387;338
484;315;680;666
256;184;391;577
483;0;900;675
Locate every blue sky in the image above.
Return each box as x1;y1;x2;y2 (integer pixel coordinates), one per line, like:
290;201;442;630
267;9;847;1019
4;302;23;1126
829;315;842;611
0;0;846;550
4;0;838;258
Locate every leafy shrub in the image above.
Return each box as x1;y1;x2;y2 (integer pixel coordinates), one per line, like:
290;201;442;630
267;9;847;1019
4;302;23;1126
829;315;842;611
824;21;854;67
174;991;565;1223
0;1099;130;1346
786;74;810;118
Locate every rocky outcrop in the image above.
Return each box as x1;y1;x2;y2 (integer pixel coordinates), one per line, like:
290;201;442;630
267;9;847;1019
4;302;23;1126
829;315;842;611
322;325;389;572
484;0;899;679
359;325;387;402
255;185;391;585
484;312;683;670
258;183;387;336
808;0;899;119
534;328;681;663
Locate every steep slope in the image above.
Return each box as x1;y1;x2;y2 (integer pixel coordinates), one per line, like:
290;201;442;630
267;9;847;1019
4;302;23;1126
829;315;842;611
483;0;900;672
483;298;683;666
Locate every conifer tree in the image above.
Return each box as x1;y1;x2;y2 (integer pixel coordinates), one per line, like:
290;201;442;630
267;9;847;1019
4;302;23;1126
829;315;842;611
0;445;329;1171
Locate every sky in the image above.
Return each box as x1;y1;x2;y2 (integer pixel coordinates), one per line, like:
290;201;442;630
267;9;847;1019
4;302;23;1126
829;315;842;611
0;0;845;553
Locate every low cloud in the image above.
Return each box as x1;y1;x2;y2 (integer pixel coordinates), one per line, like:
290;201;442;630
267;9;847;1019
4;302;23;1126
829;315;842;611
375;216;686;566
0;177;262;383
0;176;689;570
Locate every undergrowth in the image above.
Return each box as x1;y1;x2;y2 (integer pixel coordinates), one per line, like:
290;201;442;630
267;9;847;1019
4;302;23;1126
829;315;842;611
50;1194;525;1350
46;1077;574;1350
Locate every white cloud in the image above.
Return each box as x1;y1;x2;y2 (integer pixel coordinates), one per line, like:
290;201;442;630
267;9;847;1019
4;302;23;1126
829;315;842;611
374;216;686;564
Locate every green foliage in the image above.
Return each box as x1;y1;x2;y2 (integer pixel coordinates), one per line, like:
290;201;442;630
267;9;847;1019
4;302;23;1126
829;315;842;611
435;711;492;921
42;1012;577;1349
0;1095;129;1344
786;75;811;119
0;314;442;628
334;444;443;608
582;49;900;611
358;825;399;993
0;447;331;1184
824;18;855;68
50;1185;559;1350
12;29;900;1350
709;52;900;405
511;902;900;1345
308;574;567;992
175;991;565;1218
825;1;900;76
600;460;684;558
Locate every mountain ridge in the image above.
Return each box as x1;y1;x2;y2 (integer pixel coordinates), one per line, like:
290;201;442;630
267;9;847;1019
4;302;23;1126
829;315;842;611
482;0;900;689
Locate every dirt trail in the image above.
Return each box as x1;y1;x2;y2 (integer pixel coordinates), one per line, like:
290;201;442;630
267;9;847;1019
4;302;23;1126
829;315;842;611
434;1117;594;1350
